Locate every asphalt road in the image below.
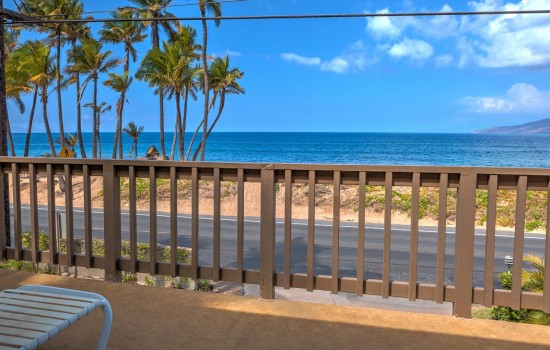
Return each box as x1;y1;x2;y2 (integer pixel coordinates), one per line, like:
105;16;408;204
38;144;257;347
12;205;547;288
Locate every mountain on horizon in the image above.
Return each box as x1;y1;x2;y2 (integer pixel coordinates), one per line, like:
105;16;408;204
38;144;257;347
474;118;550;135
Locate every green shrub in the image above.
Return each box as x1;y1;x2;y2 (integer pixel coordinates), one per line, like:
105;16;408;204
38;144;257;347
196;279;213;291
121;272;137;284
144;275;154;286
490;306;530;322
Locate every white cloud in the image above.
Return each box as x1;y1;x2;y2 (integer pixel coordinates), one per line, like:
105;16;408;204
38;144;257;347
366;8;403;39
213;50;242;58
281;41;370;74
435;54;454;67
388;39;433;60
366;0;550;68
321;58;349;73
464;0;550;67
281;53;321;66
418;4;459;39
462;83;550;113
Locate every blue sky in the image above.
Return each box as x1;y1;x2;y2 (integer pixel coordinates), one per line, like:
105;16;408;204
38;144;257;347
6;0;550;133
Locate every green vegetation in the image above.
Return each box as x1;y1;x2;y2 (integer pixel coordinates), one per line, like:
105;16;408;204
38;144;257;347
7;0;242;160
364;186;548;231
18;231;190;264
196;279;213;292
481;254;550;325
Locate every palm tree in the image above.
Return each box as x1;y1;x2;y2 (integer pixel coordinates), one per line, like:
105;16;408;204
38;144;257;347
64;14;91;158
123;121;144;158
67;39;119;158
84;102;111;159
136;26;199;160
122;0;178;160
104;72;133;159
21;0;85;149
99;10;146;159
198;0;222;161
4;28;24;157
190;55;244;160
13;40;57;156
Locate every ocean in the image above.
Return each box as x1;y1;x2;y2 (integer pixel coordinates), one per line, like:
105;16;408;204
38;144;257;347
10;132;550;168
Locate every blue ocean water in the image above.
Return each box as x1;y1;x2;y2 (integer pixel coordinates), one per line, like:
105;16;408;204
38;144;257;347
10;132;550;168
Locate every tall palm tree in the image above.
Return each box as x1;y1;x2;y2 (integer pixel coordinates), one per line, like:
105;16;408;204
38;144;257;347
122;0;178;159
84;101;111;159
4;28;24;157
21;0;85;149
67;39;119;158
104;72;133;159
14;40;57;156
198;0;222;161
136;26;199;160
99;10;146;159
190;55;244;161
64;15;91;158
123;121;144;158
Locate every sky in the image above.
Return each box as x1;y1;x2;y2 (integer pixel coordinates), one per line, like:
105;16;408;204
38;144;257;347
6;0;550;134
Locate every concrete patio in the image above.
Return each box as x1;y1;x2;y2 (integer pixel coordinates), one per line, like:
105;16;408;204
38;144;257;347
1;270;550;349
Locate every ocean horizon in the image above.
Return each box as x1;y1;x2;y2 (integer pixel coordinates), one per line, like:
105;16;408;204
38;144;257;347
9;132;550;168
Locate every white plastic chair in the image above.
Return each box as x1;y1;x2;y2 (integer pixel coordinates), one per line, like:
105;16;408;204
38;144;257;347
0;285;112;350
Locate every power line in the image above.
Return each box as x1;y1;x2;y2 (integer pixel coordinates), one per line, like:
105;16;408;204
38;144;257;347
33;0;250;17
6;9;550;26
7;8;550;25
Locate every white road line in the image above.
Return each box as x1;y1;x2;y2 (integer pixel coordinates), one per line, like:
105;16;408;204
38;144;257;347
20;205;546;240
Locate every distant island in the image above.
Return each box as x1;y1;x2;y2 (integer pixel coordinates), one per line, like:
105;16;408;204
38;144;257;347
475;118;550;134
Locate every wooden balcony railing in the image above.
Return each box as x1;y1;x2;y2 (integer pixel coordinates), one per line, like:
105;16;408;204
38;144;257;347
1;157;549;318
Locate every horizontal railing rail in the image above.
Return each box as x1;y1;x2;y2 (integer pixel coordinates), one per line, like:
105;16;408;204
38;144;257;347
0;157;549;318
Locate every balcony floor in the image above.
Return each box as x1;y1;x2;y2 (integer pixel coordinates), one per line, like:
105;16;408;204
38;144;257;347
1;270;550;350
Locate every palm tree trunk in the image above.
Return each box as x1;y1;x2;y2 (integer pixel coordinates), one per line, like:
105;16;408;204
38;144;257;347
192;93;225;161
113;94;124;159
175;91;184;160
56;30;64;148
134;140;138;159
151;22;166;159
185;92;216;160
42;91;56;156
76;72;86;158
200;7;210;161
180;88;189;161
6;115;14;156
24;89;38;157
97;115;102;158
92;77;98;158
170;118;177;160
185;119;203;161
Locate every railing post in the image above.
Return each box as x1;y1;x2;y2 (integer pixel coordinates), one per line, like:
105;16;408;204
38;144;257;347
453;171;477;318
0;164;6;261
103;163;121;282
260;165;276;299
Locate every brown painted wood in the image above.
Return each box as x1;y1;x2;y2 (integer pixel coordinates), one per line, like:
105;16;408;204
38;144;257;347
284;169;292;290
29;164;39;264
307;170;315;292
129;166;137;273
170;167;178;277
409;172;420;301
331;171;340;294
149;166;157;276
191;168;199;280
435;173;448;304
46;164;57;265
382;172;393;299
237;168;244;284
64;164;74;267
213;168;221;282
83;165;93;268
511;175;527;310
357;172;366;296
484;174;497;307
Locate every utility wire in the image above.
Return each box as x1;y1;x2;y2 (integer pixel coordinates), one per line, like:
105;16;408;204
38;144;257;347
6;9;550;25
27;0;250;18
